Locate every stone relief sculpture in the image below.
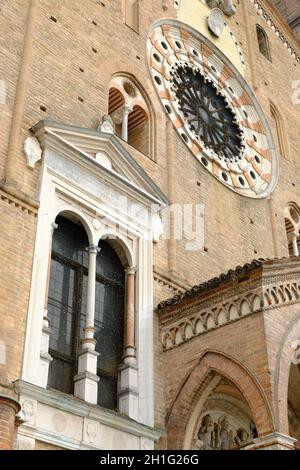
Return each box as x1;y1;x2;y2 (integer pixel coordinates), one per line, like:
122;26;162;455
194;413;252;450
197;414;214;449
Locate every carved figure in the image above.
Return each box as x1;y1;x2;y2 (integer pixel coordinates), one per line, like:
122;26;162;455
97;114;114;134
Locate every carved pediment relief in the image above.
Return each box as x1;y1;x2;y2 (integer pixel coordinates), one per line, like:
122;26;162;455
30;120;168;208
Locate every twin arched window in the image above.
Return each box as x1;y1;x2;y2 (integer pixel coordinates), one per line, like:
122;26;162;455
107;75;154;160
47;215;125;410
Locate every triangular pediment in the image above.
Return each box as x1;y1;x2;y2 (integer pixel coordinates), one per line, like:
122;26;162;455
31;120;168;207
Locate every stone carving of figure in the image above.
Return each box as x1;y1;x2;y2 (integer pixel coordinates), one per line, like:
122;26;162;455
197;414;214;449
97;114;115;134
235;428;250;448
217;415;231;449
195;413;251;450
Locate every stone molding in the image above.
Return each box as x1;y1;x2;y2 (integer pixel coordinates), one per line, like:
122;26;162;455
14;380;163;449
0;189;38;215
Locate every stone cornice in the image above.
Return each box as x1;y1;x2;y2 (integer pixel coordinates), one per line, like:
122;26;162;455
153;266;192;294
0;183;39;214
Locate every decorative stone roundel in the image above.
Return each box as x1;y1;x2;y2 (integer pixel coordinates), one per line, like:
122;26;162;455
147;20;278;198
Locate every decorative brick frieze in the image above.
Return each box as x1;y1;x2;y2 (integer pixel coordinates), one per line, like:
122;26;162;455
159;258;300;350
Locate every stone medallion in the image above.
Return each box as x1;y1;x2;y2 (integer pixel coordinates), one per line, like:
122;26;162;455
207;8;225;37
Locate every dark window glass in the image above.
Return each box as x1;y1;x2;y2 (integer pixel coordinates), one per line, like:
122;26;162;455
48;216;89;394
95;242;125;409
47;216;125;411
256;26;271;61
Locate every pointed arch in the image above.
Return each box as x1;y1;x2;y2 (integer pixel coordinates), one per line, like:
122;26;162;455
256;25;272;61
166;350;275;449
274;315;300;435
270;101;289;160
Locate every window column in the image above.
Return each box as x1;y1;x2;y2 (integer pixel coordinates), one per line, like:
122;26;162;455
39;222;57;388
118;266;139;420
292;231;299;256
74;245;100;404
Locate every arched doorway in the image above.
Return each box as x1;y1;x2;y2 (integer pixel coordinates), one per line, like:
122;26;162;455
288;355;300;449
185;376;257;450
166;351;274;450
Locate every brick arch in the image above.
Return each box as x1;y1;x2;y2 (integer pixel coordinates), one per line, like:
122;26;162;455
274;315;300;434
166;350;275;449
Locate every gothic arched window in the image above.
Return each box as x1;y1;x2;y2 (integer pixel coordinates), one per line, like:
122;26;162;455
256;25;271;61
270;102;289;159
47;216;125;410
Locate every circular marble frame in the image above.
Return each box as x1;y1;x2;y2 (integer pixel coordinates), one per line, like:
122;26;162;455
147;19;278;198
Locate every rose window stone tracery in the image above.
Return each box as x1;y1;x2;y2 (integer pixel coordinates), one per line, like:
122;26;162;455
147;20;278;198
171;64;245;163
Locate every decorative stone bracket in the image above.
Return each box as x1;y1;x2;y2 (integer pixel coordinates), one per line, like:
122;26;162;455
207;0;236;17
23;136;42;169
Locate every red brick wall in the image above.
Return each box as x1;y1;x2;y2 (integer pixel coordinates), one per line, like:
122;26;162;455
0;397;20;450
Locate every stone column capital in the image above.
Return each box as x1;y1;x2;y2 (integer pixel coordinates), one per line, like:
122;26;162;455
51;222;58;234
86;245;100;255
124;104;133;115
126;266;137;276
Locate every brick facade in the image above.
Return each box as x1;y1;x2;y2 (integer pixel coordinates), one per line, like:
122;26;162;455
0;396;20;450
158;258;300;449
0;0;299;449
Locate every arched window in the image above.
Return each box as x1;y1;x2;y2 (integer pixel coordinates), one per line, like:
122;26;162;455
108;87;125;139
284;204;300;257
47;216;89;394
125;0;139;32
128;105;149;156
94;241;125;409
107;75;155;160
256;25;271;61
270;102;288;159
47;215;125;410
